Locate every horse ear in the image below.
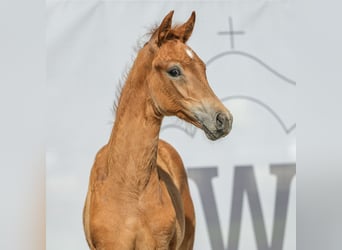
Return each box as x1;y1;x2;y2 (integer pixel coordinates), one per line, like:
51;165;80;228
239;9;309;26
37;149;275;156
176;11;196;43
157;10;174;47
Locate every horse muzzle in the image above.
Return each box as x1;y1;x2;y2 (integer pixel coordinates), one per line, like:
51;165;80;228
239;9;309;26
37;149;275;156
195;110;233;141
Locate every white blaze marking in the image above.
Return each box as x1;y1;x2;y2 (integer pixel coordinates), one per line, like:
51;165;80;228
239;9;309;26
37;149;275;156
186;48;194;59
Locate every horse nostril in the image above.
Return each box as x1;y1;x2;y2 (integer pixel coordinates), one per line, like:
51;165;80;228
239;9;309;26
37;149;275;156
215;113;227;130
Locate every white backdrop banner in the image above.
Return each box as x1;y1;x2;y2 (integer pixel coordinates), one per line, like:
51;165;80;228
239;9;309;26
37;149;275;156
47;1;296;249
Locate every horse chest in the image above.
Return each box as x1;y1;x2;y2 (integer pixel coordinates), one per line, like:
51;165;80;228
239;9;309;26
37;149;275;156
134;181;184;248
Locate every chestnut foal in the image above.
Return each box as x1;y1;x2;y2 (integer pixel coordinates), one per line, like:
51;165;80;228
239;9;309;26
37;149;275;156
83;11;233;250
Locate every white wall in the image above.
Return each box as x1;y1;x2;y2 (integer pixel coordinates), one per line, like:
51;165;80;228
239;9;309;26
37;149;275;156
47;1;296;249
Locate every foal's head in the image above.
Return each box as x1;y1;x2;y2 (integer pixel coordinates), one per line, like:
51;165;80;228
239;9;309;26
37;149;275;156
146;11;233;140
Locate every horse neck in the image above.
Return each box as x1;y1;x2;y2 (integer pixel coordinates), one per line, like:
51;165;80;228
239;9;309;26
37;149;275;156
107;45;162;191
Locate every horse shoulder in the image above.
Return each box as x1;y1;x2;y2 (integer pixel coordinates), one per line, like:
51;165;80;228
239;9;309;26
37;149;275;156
157;139;196;250
157;139;188;190
83;144;110;249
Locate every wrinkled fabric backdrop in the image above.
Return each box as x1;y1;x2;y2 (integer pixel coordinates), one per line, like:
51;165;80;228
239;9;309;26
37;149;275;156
47;0;296;249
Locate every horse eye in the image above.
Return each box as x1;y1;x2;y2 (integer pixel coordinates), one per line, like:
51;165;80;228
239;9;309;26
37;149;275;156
167;67;182;78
